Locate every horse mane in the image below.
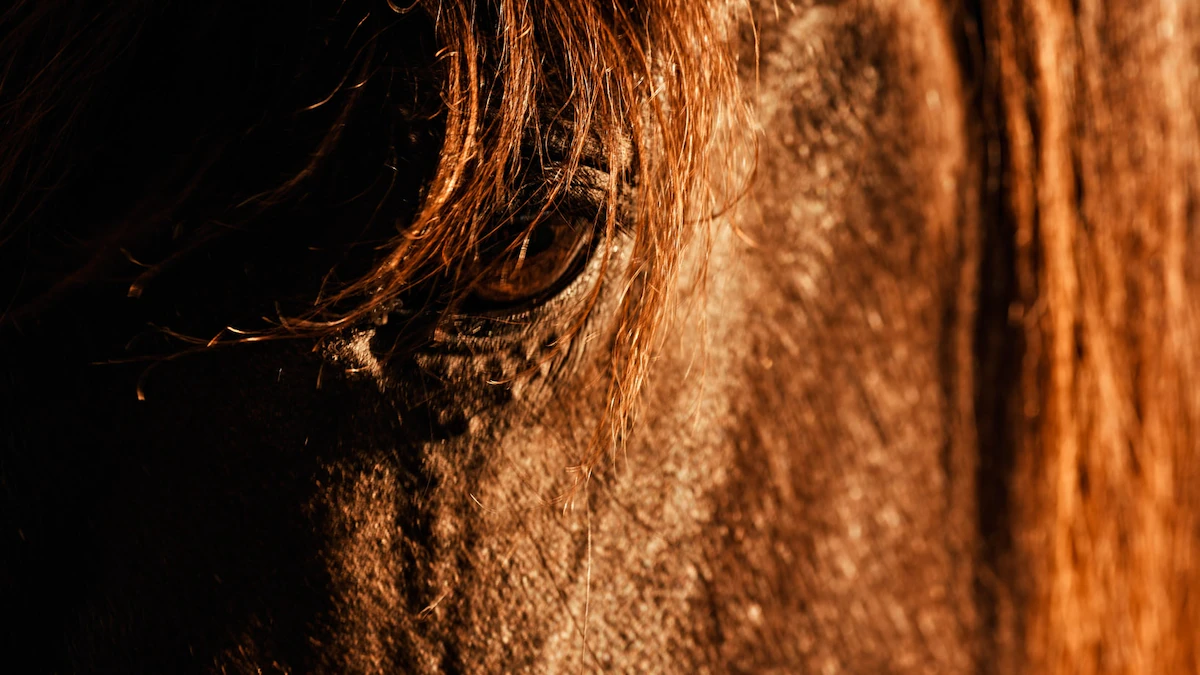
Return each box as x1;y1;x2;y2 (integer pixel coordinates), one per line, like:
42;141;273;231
985;1;1200;672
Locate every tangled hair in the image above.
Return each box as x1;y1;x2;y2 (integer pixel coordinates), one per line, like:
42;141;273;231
986;0;1200;672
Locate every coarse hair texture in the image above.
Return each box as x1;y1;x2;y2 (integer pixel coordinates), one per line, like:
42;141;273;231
985;0;1200;672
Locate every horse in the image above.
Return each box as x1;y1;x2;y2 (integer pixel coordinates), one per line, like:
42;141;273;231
2;0;1197;672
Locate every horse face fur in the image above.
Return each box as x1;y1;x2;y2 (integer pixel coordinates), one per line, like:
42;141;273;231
3;1;990;672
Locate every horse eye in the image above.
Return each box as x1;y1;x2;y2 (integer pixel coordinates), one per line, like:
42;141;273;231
468;214;595;309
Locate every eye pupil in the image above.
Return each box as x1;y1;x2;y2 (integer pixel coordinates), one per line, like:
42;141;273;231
526;223;557;256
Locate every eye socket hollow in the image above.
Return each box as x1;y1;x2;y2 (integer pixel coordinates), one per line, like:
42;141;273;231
466;212;596;310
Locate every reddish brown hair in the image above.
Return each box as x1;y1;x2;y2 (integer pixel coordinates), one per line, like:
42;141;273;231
988;0;1200;672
